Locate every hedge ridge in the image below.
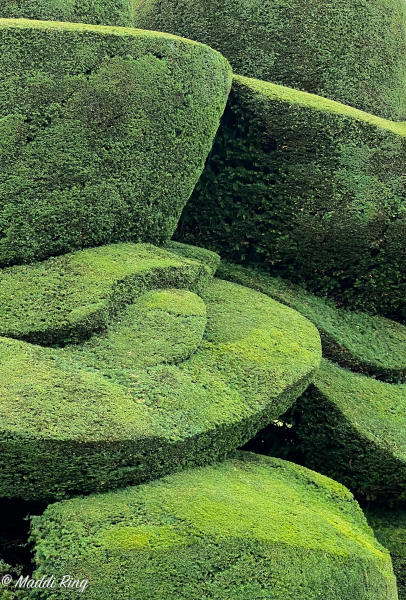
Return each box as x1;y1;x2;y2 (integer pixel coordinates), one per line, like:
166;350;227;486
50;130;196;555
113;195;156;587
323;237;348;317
177;76;406;318
0;18;231;265
29;453;398;600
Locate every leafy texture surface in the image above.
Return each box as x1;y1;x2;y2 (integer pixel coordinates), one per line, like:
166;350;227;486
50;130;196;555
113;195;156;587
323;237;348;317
178;76;406;318
0;18;231;265
30;452;398;600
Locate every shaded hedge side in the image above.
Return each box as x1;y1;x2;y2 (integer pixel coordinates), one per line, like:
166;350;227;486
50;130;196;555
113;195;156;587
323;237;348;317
177;76;406;318
0;19;231;266
132;0;406;119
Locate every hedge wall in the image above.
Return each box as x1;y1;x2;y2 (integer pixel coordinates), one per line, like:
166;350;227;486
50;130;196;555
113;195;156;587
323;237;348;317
0;249;320;500
177;76;406;318
132;0;406;119
29;453;398;600
287;359;406;503
0;1;134;25
218;261;406;383
0;18;231;266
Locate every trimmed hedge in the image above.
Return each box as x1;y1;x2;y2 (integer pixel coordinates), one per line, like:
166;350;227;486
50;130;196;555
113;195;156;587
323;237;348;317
0;269;320;500
0;1;133;25
366;507;406;600
0;18;231;266
177;76;406;318
132;0;406;119
286;359;406;503
30;452;398;600
218;261;406;383
0;242;215;346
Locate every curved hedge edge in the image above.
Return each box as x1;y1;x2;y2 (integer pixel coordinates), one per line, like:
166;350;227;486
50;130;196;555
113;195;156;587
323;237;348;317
366;507;406;600
28;452;397;600
0;243;214;346
0;280;321;501
217;261;406;383
287;359;406;503
165;242;220;276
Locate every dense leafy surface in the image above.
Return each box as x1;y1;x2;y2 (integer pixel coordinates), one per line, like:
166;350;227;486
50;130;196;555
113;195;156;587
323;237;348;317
0;245;320;500
366;507;406;599
132;0;406;119
218;261;406;382
30;452;397;600
178;76;406;317
288;359;406;502
0;18;231;265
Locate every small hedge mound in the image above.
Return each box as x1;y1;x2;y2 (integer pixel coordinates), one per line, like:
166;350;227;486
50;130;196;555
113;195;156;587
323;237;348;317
0;242;214;346
30;452;398;600
0;18;231;266
132;0;406;118
178;76;406;318
0;0;133;25
218;261;406;382
366;507;406;599
0;266;320;500
287;359;406;503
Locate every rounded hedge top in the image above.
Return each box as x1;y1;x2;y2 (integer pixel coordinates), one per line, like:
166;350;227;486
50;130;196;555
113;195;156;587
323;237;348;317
30;452;398;599
0;18;231;265
132;0;406;119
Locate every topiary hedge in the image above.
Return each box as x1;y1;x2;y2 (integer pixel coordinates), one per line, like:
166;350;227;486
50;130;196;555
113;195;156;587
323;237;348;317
177;76;406;318
0;247;321;500
29;452;398;600
132;0;406;119
218;261;406;383
0;18;231;266
0;0;133;25
286;359;406;503
366;507;406;600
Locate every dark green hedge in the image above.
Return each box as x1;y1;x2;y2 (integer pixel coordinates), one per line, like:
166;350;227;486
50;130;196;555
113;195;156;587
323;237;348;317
0;18;231;266
366;507;406;600
286;359;406;503
218;261;406;383
29;453;398;600
0;1;133;25
177;76;406;318
0;260;320;500
132;0;406;119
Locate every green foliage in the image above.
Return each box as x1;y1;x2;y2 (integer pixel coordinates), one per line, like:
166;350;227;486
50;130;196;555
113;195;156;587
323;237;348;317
0;242;214;346
29;452;397;599
366;507;406;599
0;0;133;25
218;261;406;382
177;76;406;318
0;257;320;500
0;18;231;266
132;0;406;119
286;359;406;503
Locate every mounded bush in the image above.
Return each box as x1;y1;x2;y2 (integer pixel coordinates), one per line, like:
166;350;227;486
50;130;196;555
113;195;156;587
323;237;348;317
0;252;320;500
366;507;406;599
178;76;406;318
0;0;133;25
286;359;406;503
132;0;406;119
30;452;398;600
0;18;231;266
218;261;406;383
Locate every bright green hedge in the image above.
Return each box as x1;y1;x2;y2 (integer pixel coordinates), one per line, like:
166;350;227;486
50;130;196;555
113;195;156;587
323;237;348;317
286;359;406;503
0;18;231;266
177;76;406;318
0;253;320;500
132;0;406;119
30;452;398;600
366;507;406;600
0;0;133;25
218;261;406;383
